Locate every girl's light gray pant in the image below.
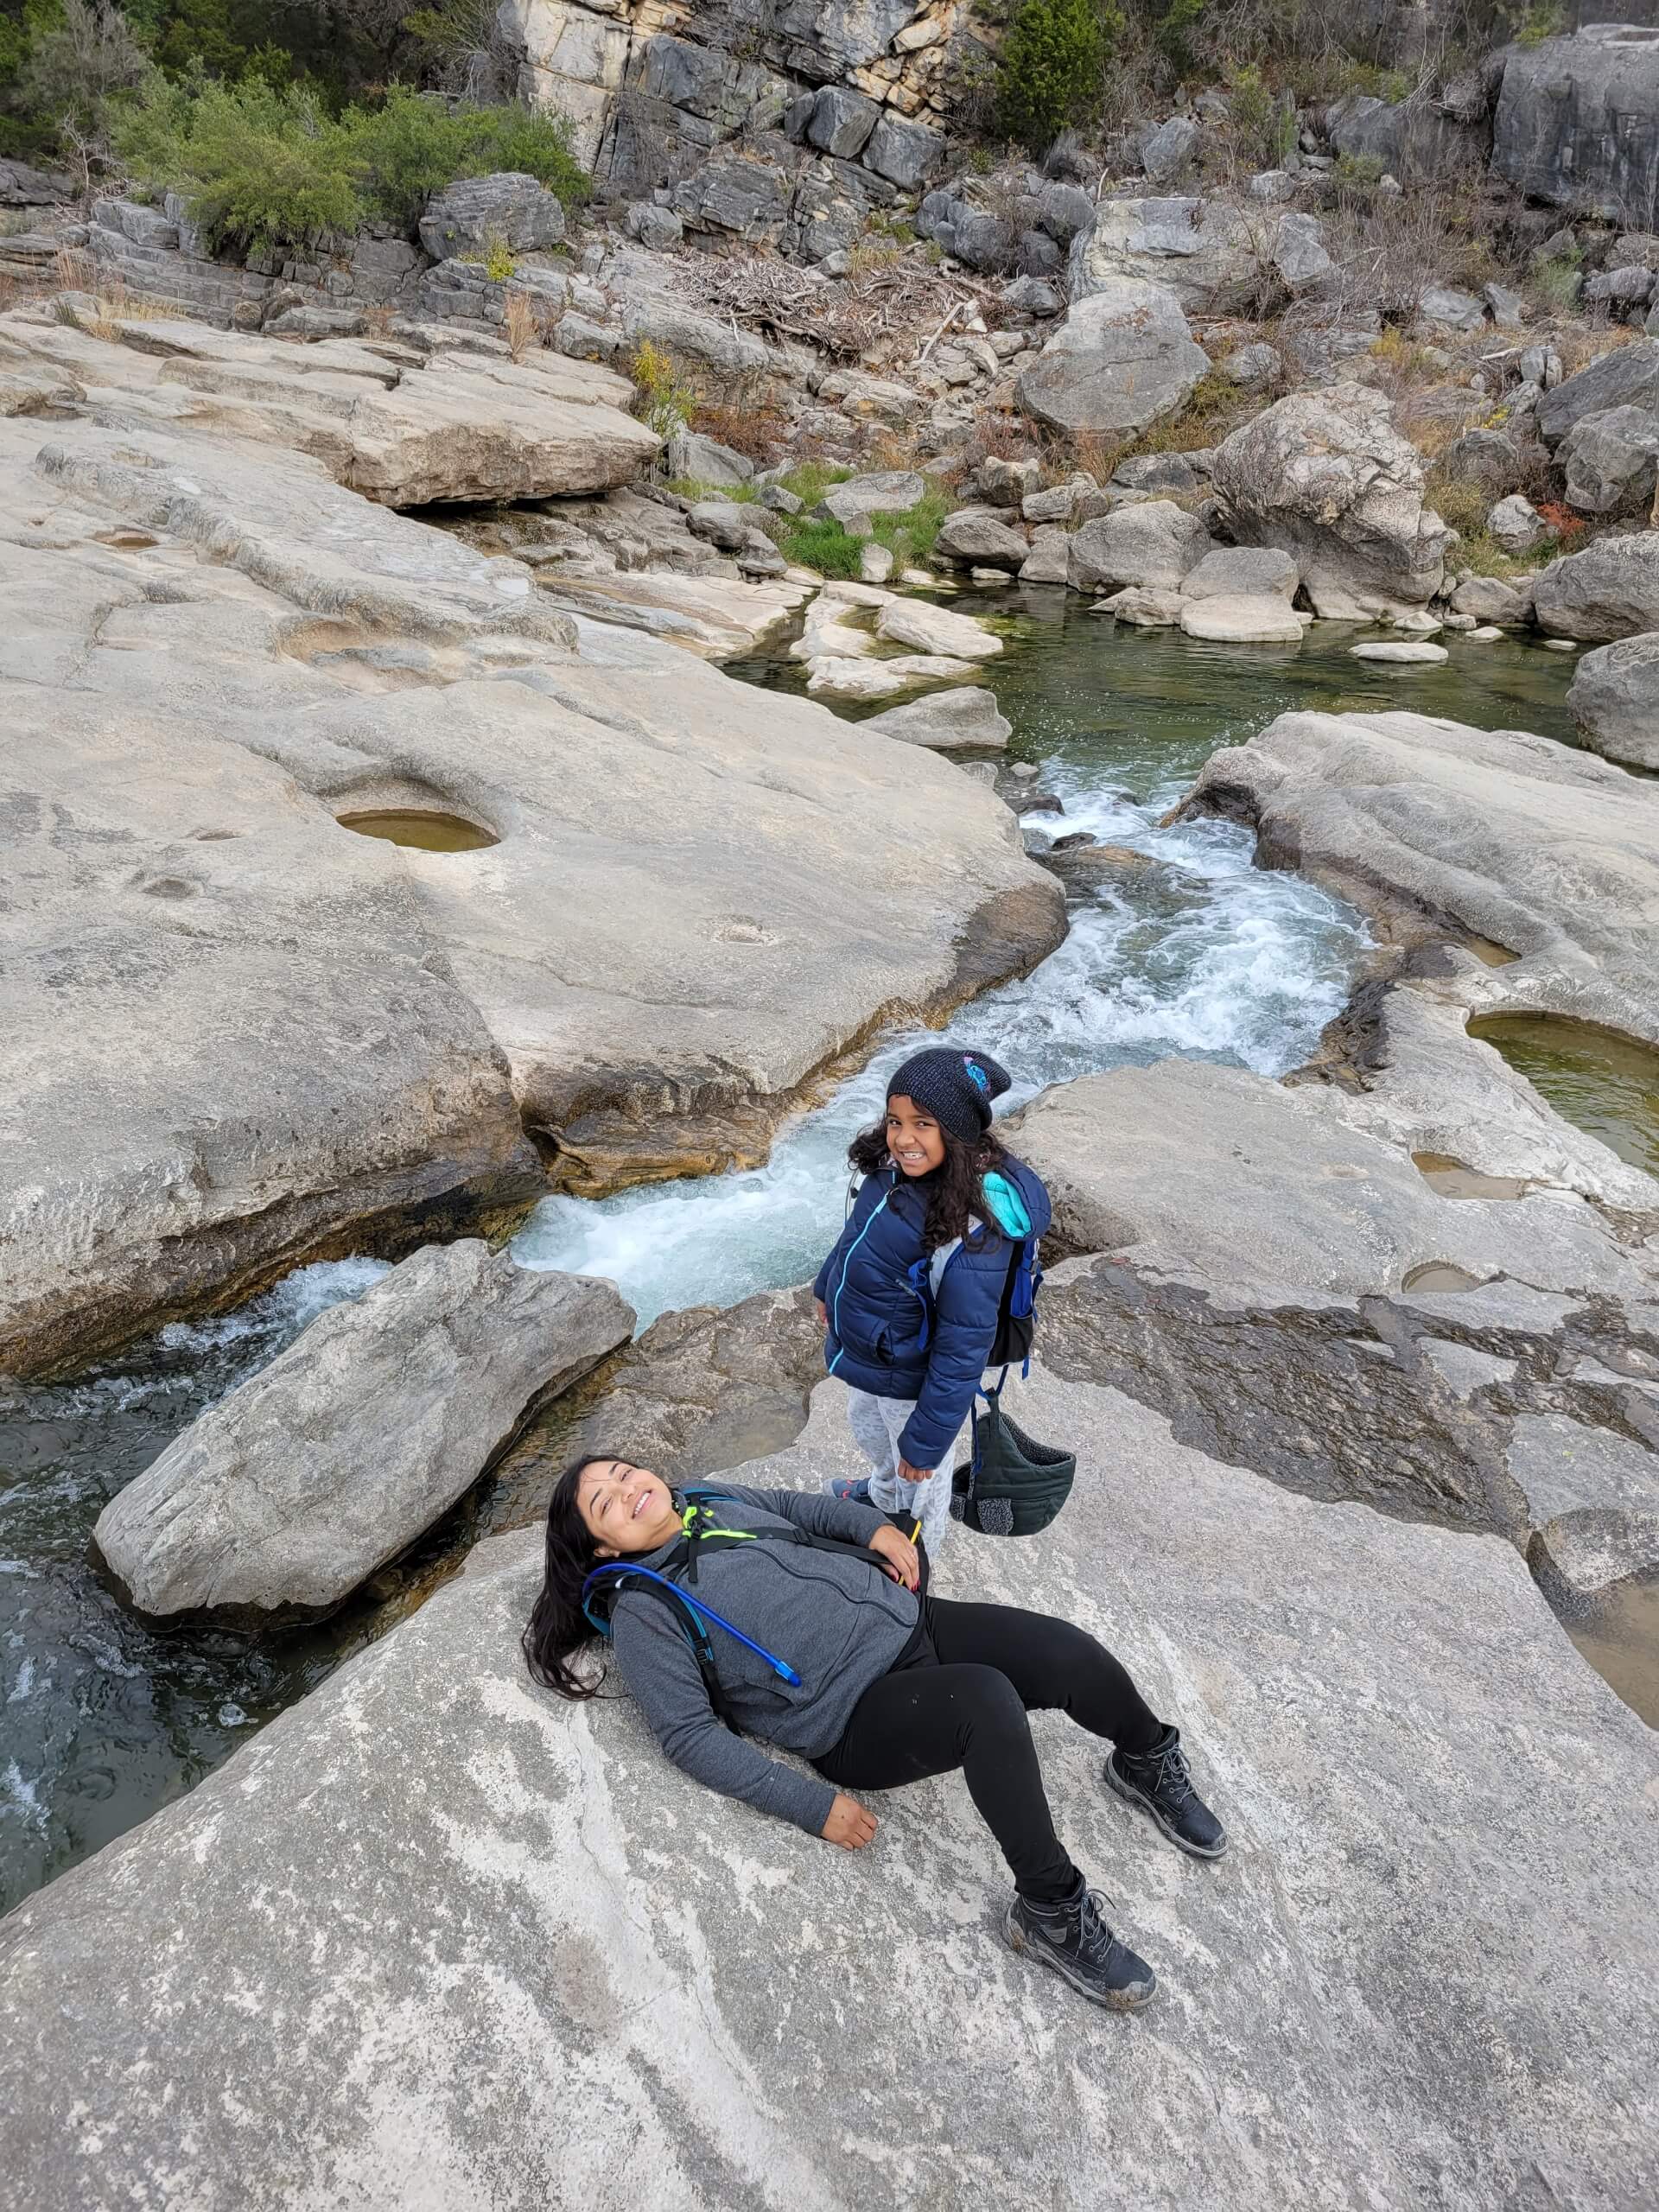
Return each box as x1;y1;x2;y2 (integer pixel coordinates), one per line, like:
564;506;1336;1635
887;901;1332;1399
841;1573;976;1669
845;1389;965;1558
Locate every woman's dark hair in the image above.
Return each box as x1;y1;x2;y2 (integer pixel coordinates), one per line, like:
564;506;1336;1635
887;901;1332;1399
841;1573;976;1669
848;1113;1010;1252
523;1454;613;1700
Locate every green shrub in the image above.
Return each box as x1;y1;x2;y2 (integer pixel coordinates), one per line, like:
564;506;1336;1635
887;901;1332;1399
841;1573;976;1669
1512;3;1567;48
112;72;588;257
869;486;950;568
994;0;1122;157
481;232;515;282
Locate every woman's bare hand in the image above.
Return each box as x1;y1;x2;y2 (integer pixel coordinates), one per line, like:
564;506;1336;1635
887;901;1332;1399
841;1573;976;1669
822;1793;878;1850
868;1522;920;1591
815;1298;828;1327
896;1456;934;1488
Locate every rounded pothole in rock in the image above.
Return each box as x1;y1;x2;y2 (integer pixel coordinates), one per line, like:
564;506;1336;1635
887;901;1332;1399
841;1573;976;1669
1402;1262;1484;1294
335;810;499;854
1412;1153;1530;1201
1469;1014;1659;1179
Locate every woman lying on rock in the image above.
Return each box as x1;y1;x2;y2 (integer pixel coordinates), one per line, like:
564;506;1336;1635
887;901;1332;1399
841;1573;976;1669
524;1456;1226;2012
812;1046;1052;1554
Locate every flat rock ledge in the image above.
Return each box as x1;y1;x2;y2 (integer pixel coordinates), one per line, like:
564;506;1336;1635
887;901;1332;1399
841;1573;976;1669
93;1244;634;1618
1;1376;1653;2210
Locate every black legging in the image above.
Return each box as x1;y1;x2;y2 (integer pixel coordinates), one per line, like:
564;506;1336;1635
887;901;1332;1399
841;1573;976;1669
812;1597;1163;1904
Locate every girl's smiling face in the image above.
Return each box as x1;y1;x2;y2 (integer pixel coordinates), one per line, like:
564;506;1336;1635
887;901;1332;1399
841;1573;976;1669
887;1094;946;1177
577;1459;682;1556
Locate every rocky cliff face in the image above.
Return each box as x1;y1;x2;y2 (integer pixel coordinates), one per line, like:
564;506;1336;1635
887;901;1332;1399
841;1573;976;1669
1492;22;1659;230
503;0;982;189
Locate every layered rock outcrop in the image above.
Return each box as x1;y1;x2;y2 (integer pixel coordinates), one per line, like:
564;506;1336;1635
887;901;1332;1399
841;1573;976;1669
1492;22;1659;229
1182;708;1659;1047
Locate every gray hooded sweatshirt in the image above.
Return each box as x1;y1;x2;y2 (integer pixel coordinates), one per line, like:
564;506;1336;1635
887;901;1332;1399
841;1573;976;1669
608;1483;918;1836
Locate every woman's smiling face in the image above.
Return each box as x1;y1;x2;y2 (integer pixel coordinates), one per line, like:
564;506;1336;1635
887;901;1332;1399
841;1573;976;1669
577;1459;682;1556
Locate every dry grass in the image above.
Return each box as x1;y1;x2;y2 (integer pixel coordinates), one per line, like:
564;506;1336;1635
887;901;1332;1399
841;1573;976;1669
502;289;538;363
690;397;789;465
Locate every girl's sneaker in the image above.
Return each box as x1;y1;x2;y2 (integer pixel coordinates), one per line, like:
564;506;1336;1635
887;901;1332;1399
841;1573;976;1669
1004;1880;1156;2012
822;1475;872;1504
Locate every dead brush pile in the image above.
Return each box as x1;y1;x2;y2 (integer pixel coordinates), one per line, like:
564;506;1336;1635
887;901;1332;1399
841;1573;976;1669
686;245;1008;365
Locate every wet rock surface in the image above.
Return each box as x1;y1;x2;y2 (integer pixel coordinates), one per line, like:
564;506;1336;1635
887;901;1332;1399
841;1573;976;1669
1183;708;1659;1048
3;1372;1653;2212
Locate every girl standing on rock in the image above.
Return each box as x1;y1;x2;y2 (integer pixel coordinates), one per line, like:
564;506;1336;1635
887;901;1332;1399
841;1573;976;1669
524;1456;1226;2012
811;1046;1050;1555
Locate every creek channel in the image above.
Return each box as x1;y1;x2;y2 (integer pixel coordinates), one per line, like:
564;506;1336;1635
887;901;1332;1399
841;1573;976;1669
0;591;1613;1916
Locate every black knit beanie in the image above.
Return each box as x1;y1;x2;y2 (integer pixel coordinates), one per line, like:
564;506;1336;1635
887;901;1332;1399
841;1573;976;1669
887;1046;1012;1142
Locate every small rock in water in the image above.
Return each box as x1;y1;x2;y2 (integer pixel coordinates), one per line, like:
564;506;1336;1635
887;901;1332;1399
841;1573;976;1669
969;566;1009;586
1545;638;1580;652
217;1704;246;1728
1443;612;1478;631
1465;626;1503;642
1391;611;1443;635
1351;642;1449;664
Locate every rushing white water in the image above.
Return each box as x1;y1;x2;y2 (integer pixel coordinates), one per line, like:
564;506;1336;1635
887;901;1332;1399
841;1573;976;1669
512;756;1369;1327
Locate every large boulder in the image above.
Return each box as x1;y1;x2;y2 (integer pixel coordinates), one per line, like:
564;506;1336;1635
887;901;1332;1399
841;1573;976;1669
1533;531;1659;642
862;113;944;190
804;85;880;160
1180;545;1300;604
2;1371;1654;2209
1492;24;1659;228
1558;404;1659;515
93;1248;633;1618
1325;89;1486;181
417;172;567;260
815;469;925;526
621;299;772;392
933;507;1029;570
1537;340;1659;446
1069;500;1214;593
1017;279;1209;439
1210;384;1452;615
1181;707;1659;1046
1071;198;1332;315
859;686;1012;751
1568;632;1659;768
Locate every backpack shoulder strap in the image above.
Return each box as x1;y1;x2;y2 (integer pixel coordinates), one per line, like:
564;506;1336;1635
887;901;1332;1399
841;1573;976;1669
588;1562;739;1732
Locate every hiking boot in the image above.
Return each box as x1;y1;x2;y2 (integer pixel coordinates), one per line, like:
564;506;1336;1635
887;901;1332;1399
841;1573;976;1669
822;1475;872;1504
1004;1879;1156;2012
1105;1726;1228;1859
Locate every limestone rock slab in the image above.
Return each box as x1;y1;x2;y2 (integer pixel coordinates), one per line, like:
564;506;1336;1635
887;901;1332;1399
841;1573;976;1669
2;1372;1654;2210
1568;631;1659;768
1182;707;1659;1047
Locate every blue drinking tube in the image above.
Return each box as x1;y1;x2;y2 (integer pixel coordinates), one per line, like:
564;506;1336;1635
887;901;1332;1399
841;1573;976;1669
582;1562;804;1687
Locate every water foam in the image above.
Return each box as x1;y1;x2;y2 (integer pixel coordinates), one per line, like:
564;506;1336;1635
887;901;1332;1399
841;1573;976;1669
514;773;1367;1328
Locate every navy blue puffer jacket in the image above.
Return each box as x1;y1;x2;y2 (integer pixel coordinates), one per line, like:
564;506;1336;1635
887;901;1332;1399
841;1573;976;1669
811;1154;1052;1469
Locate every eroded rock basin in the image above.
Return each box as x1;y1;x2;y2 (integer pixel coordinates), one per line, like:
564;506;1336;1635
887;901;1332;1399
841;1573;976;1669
1471;1013;1659;1179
